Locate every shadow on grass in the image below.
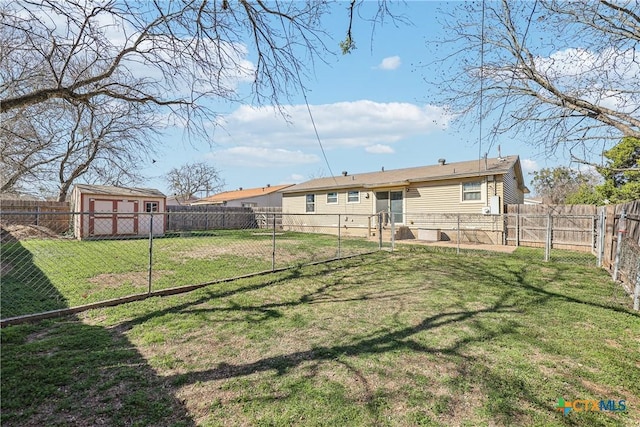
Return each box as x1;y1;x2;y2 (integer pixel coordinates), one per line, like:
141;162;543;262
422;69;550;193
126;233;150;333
155;247;637;425
0;228;195;426
0;230;68;318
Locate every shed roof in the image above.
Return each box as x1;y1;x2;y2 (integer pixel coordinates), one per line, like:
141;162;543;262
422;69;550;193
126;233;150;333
282;156;524;193
73;185;166;198
192;184;293;205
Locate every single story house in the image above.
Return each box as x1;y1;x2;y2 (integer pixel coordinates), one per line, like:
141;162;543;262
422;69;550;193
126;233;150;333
280;155;529;241
71;184;166;239
191;184;293;208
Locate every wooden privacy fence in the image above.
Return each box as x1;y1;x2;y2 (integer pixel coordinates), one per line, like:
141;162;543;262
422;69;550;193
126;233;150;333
252;207;283;229
505;204;597;252
165;205;258;231
0;199;70;234
599;201;640;302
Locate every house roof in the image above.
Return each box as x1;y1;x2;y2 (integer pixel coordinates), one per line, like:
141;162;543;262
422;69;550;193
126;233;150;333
73;184;166;198
282;156;525;193
192;184;293;205
166;195;199;206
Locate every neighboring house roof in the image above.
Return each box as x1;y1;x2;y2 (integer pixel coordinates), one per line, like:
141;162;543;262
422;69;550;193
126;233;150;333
73;184;166;198
282;156;527;193
192;184;293;205
166;195;199;206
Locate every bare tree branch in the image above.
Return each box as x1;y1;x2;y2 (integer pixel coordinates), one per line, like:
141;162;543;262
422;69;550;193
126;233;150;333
426;0;640;162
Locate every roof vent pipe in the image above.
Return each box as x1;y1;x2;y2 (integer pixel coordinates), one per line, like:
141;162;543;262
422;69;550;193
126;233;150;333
438;158;446;165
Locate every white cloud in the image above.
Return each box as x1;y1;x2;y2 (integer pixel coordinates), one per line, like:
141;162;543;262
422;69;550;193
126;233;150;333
215;100;453;148
208;100;453;169
209;147;319;168
521;158;538;174
365;144;395;154
375;56;401;70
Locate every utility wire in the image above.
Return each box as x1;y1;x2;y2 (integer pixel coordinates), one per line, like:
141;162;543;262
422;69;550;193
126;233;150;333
276;5;338;185
479;0;486;170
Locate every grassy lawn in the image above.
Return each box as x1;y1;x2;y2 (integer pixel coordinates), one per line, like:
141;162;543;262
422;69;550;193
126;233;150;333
0;230;378;318
2;246;639;426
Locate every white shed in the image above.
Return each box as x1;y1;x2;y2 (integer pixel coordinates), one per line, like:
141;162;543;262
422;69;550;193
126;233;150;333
71;185;166;239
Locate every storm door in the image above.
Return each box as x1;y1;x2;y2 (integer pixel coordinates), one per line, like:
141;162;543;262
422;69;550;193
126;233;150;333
375;190;404;225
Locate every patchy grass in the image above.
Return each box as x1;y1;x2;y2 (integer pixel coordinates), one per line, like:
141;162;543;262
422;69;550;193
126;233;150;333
2;246;639;426
0;230;378;318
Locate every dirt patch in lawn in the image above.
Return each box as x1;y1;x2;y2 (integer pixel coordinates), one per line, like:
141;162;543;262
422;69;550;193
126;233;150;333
169;239;334;264
1;222;64;241
88;270;174;288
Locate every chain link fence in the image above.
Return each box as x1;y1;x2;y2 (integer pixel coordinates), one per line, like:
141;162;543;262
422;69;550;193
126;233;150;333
3;207;635;322
1;211;385;322
615;237;640;310
506;213;598;265
398;212;598;265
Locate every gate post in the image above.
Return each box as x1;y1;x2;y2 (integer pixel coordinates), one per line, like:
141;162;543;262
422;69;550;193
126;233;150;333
148;213;154;294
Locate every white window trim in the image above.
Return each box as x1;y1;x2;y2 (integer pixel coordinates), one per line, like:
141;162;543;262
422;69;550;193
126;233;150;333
326;192;338;204
461;181;484;203
145;201;159;212
347;190;360;204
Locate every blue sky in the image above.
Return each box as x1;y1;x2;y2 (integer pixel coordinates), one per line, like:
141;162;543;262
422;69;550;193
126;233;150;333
140;1;557;197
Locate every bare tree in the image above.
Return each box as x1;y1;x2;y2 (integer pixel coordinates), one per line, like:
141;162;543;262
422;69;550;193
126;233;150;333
165;162;225;199
1;0;397;196
1;97;157;201
427;0;640;163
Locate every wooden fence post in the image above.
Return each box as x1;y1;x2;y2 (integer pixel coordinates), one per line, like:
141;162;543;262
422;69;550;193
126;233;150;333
613;209;626;282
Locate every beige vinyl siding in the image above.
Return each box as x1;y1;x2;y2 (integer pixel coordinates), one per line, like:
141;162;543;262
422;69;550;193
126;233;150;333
283;189;373;215
501;167;524;204
282;190;375;230
282;193;307;214
407;179;488;214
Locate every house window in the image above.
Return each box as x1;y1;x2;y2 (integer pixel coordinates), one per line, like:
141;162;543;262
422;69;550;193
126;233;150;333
242;202;257;208
326;192;338;204
145;201;159;212
305;194;315;212
347;191;360;203
462;182;482;201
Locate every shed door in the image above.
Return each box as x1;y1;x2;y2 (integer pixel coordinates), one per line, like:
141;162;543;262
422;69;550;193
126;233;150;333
89;199;139;236
90;200;115;236
116;200;138;234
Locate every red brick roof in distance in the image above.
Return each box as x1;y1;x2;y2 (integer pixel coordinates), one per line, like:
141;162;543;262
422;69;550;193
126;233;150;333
192;184;293;205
